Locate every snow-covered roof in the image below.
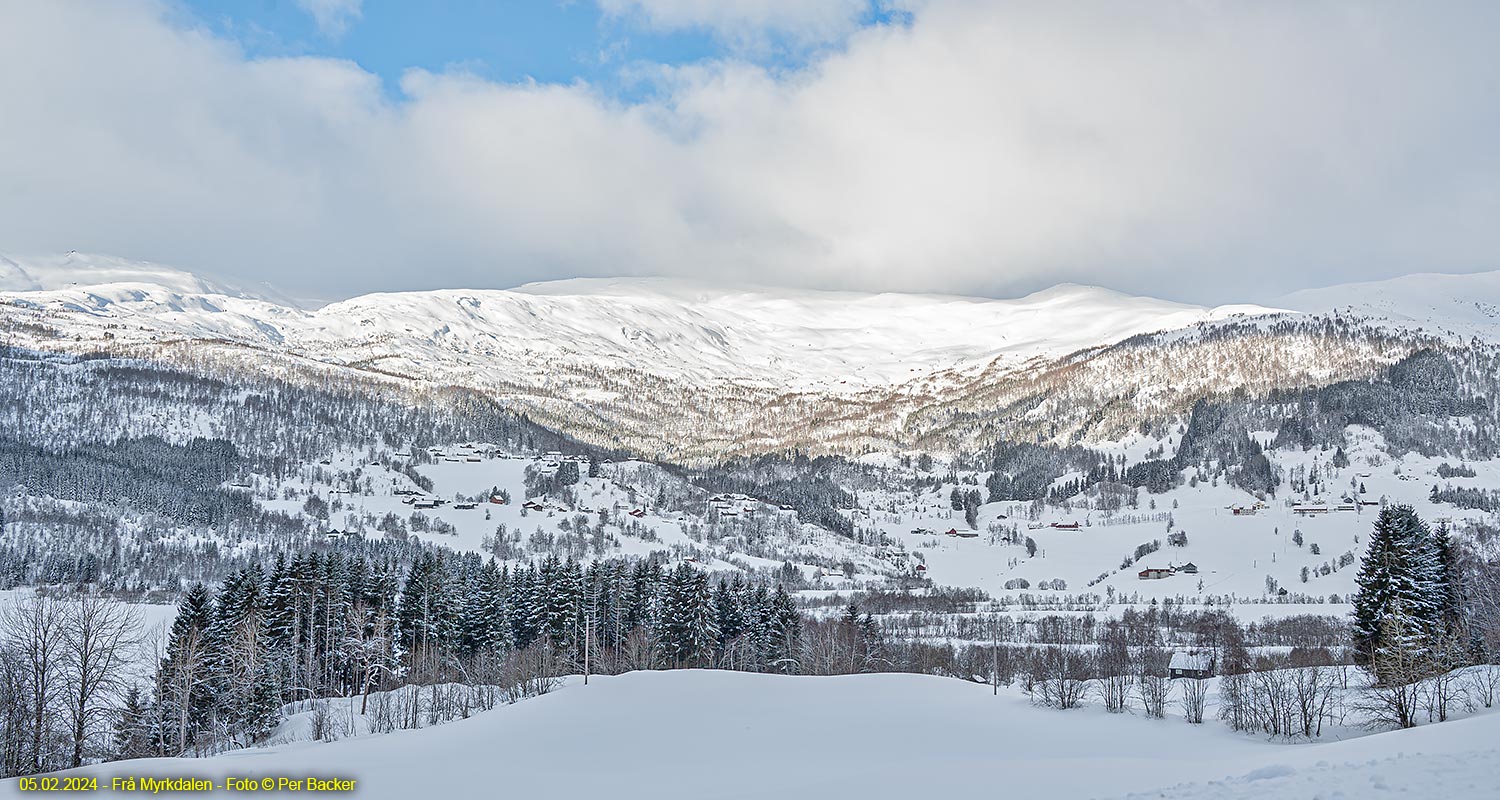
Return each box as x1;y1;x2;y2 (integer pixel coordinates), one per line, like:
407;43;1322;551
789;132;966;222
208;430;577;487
1169;652;1211;671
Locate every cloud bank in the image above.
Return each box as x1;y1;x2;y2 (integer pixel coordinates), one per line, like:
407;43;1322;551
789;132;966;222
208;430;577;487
0;0;1496;303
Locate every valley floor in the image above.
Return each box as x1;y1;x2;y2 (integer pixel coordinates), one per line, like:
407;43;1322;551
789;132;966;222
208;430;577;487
5;670;1494;800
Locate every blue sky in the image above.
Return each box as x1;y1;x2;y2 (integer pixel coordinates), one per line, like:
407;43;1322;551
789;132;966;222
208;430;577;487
171;1;904;101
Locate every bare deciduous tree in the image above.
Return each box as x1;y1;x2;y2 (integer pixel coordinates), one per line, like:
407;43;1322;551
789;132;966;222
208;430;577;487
1136;647;1172;719
1030;646;1093;710
1178;676;1207;724
59;594;141;768
0;593;67;773
1096;623;1134;713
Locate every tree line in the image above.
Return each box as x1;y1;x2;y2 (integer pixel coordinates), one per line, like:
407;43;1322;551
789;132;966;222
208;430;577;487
110;548;881;763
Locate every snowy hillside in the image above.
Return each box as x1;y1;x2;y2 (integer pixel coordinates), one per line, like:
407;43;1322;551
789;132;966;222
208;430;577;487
10;670;1496;800
0;252;283;302
502;277;1271;387
7;253;1494;461
1279;269;1500;331
855;426;1483;603
0;252;1300;457
259;445;898;585
0;255;1265;388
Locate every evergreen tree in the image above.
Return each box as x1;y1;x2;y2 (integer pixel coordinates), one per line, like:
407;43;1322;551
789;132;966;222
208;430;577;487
767;584;801;674
660;565;719;668
157;583;215;754
238;665;283;743
397;552;454;678
1352;505;1446;679
1431;522;1462;633
742;583;772;671
714;576;746;661
112;686;153;761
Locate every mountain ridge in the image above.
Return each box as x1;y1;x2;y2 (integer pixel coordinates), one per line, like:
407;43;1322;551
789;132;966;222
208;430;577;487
2;251;1494;459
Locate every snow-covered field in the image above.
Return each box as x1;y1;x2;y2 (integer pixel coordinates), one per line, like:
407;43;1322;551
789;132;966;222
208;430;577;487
6;670;1494;800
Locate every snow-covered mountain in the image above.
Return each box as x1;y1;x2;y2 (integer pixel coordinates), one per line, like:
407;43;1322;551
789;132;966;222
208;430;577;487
0;252;286;302
0;252;1490;458
1279;269;1500;332
0;254;1267;388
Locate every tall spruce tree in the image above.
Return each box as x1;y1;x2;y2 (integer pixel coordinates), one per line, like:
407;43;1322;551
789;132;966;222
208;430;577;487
660;564;719;668
157;583;215;754
1352;505;1447;679
767;584;802;674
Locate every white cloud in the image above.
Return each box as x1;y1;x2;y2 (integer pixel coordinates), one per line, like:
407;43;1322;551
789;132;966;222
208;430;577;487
295;0;362;39
0;0;1496;303
597;0;872;44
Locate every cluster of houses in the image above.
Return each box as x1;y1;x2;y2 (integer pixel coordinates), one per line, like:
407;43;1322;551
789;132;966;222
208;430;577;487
1137;562;1198;580
709;493;790;519
427;443;489;463
706;494;801;522
399;493;446;510
1224;498;1386;518
907;527;978;539
1292;502;1371;517
395;489;480;511
1025;521;1081;530
535;451;599;474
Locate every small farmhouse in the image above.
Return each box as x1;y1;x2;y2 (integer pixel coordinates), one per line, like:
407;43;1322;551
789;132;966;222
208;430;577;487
1137;567;1173;580
1169;651;1215;679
